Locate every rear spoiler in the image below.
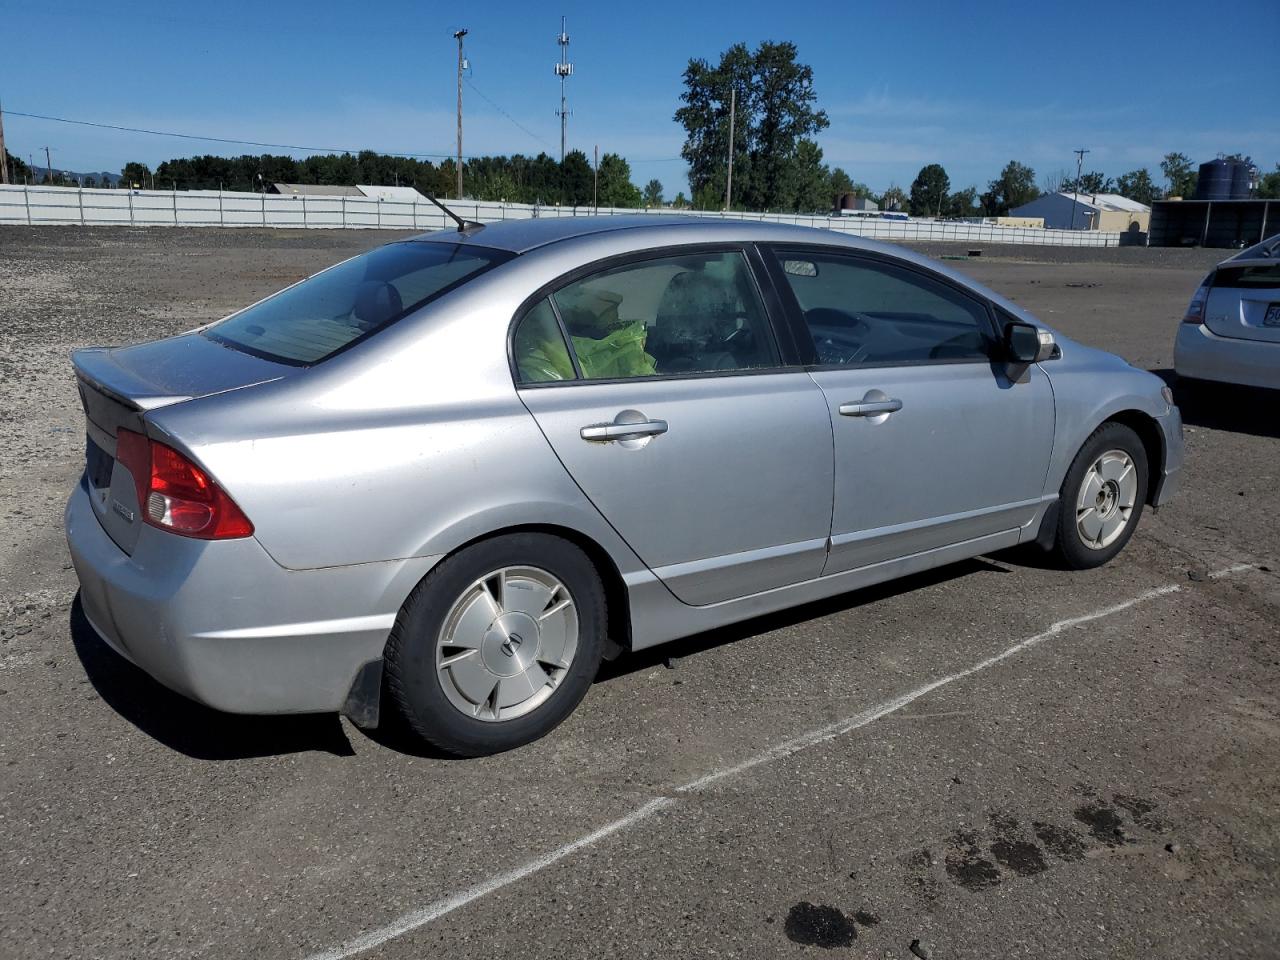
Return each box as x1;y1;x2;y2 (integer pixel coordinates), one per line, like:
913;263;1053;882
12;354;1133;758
72;348;193;411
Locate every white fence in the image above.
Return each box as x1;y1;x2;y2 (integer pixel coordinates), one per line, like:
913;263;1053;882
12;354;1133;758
0;184;1123;247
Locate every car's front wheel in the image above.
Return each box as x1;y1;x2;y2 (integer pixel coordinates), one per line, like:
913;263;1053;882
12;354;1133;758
1053;422;1149;570
384;533;606;756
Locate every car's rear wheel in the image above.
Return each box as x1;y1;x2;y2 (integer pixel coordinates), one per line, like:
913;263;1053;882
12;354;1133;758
1053;422;1148;570
384;533;606;756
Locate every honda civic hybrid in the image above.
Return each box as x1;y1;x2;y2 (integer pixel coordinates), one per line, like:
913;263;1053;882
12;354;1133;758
65;216;1183;755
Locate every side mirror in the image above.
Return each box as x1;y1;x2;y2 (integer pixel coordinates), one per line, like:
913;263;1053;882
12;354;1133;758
1004;321;1056;363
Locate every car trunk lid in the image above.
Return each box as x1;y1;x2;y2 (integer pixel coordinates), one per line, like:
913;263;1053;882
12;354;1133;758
1204;259;1280;344
73;333;293;554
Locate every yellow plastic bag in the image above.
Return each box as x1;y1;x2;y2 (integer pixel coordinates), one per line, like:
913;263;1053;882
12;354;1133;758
572;321;657;379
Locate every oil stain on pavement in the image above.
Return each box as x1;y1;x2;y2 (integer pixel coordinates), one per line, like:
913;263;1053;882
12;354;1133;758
783;902;857;948
906;789;1171;897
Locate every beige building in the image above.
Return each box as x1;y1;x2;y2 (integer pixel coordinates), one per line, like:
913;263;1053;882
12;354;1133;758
1011;192;1151;232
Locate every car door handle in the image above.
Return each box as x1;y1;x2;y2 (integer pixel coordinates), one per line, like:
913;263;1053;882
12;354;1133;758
580;419;669;441
838;399;903;417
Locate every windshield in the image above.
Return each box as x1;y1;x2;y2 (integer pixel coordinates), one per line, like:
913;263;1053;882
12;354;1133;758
204;241;510;364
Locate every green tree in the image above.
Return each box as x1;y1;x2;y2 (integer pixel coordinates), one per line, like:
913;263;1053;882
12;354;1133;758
829;167;855;197
981;161;1038;215
792;139;832;211
1257;164;1280;200
909;163;950;217
672;191;689;208
1114;168;1159;205
4;149;31;182
560;149;593;206
121;162;151;188
1160;152;1197;198
946;185;980;219
595;153;642;208
1061;171;1114;194
675;40;828;211
642;179;664;206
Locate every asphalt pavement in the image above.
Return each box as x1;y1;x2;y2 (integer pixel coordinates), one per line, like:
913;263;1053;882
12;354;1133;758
0;227;1276;960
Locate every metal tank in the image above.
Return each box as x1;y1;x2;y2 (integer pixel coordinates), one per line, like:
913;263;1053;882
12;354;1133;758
1195;159;1233;201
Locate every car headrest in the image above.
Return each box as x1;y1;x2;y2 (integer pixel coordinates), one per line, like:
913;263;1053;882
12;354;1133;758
654;270;734;336
353;281;404;331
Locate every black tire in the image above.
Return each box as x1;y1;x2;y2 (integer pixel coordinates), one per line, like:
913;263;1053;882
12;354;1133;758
1052;422;1148;570
384;533;607;757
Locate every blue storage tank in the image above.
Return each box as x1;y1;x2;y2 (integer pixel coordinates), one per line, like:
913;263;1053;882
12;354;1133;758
1195;159;1233;201
1229;160;1256;199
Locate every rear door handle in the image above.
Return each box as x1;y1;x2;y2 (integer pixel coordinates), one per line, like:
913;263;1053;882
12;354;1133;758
838;399;903;417
580;419;669;441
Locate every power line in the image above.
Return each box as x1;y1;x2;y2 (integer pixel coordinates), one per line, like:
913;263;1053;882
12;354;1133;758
5;109;464;160
5;107;688;165
464;79;554;149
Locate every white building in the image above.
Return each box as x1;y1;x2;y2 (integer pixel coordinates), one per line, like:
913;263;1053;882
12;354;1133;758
355;185;427;203
1011;192;1151;232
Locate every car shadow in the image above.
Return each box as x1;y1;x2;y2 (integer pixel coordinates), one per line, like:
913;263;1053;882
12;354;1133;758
69;593;356;760
596;556;1013;681
1153;368;1280;440
357;557;1020;759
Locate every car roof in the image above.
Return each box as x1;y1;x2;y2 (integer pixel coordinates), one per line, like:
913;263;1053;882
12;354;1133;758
406;213;1037;325
409;213;889;256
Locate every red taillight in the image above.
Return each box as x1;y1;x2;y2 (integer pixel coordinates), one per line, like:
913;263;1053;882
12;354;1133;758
114;429;253;539
1183;274;1212;324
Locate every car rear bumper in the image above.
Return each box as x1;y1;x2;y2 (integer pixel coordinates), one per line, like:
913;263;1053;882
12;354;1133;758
65;479;437;715
1175;323;1280;390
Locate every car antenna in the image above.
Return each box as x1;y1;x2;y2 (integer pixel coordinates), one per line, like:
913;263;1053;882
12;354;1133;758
426;194;484;233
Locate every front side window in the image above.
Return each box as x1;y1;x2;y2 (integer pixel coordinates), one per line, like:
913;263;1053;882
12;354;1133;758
774;252;992;366
538;250;779;380
206;241;509;364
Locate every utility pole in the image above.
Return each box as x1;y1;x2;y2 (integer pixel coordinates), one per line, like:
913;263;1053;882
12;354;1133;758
724;86;736;211
454;28;468;200
554;16;572;165
0;99;9;184
592;144;598;212
44;145;53;184
1071;147;1089;229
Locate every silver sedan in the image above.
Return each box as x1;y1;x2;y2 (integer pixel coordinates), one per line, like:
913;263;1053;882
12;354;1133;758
65;216;1183;755
1175;233;1280;390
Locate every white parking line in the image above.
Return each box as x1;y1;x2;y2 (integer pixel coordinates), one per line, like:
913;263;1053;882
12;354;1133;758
305;798;675;960
307;565;1260;960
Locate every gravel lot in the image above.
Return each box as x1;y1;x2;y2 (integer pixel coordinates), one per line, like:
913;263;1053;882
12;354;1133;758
1;226;1277;960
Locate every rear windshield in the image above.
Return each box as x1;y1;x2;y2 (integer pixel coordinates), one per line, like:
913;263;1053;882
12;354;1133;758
204;241;510;364
1214;263;1280;289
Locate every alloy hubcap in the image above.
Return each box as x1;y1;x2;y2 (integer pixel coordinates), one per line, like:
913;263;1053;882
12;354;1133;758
436;566;578;722
1076;449;1137;550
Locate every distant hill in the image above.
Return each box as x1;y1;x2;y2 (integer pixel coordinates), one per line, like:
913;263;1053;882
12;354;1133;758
9;163;121;186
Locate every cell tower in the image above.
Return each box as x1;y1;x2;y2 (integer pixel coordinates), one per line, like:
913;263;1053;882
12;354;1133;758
554;16;572;164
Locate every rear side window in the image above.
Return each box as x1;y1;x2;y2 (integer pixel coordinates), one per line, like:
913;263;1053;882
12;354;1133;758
1214;263;1280;288
773;252;992;366
552;250;779;380
513;299;576;383
205;241;509;364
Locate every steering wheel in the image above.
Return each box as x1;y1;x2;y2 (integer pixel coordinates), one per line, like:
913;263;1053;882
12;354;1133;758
807;308;873;364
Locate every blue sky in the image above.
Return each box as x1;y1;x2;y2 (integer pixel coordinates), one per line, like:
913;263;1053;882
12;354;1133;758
3;0;1276;197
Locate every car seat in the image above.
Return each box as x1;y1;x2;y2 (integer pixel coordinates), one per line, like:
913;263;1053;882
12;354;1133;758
352;281;404;332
